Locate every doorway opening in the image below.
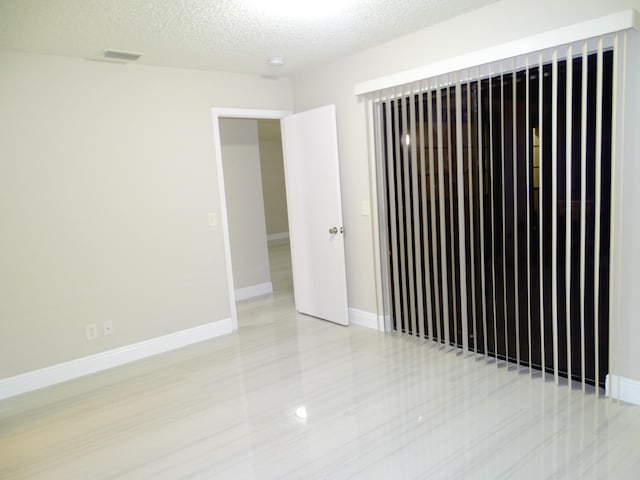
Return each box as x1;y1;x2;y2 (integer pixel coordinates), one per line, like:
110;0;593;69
219;117;295;328
211;108;292;330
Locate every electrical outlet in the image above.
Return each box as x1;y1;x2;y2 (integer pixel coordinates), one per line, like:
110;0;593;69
85;323;98;341
103;321;113;336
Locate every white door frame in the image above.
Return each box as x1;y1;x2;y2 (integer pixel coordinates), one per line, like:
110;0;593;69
211;107;292;331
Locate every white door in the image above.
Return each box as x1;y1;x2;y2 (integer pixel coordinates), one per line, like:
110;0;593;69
281;105;349;325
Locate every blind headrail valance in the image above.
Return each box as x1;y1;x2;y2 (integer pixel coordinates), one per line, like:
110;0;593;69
354;9;639;96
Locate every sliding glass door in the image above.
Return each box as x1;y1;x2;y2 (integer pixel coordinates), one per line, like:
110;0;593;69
379;47;614;389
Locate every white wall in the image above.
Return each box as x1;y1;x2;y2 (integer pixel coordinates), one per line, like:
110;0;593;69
220;118;272;291
0;51;292;379
292;0;640;379
615;28;640;382
258;120;289;238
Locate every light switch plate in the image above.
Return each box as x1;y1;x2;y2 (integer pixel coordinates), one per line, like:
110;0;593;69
361;200;370;216
208;212;217;226
85;324;98;341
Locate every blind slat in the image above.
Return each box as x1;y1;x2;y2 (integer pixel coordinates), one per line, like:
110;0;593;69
489;71;499;360
594;38;604;396
566;45;574;384
446;80;457;348
427;85;443;343
418;87;434;341
467;73;478;353
512;58;521;367
393;91;409;334
385;96;402;333
500;66;509;363
455;74;469;352
436;79;450;345
552;48;559;384
538;53;546;380
408;88;421;338
526;57;533;374
579;43;588;392
401;94;417;335
478;73;489;357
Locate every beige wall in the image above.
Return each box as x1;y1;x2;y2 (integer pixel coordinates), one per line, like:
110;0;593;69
220;118;271;290
292;0;640;379
0;51;292;379
258;120;289;238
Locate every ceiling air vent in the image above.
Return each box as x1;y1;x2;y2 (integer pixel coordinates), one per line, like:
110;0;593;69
103;49;142;61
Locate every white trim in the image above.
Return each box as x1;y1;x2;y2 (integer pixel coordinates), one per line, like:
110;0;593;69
235;282;273;300
212;108;292;120
354;9;640;95
606;374;640;406
384;314;391;332
0;319;232;401
267;232;289;241
211;107;292;331
349;308;386;332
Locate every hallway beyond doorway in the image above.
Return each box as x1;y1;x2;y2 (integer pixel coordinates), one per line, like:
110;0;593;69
236;239;294;328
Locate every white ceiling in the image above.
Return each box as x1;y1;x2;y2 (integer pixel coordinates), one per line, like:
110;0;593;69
0;0;498;76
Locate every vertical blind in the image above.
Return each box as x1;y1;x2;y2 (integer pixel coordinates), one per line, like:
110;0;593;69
373;33;626;393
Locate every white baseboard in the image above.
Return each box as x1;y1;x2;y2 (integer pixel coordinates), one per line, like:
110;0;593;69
235;282;273;301
267;232;289;241
348;308;387;331
0;318;233;401
606;374;640;406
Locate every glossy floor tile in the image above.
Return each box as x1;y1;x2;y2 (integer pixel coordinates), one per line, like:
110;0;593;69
1;241;639;479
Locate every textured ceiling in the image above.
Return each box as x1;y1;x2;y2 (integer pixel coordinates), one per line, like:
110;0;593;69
0;0;499;76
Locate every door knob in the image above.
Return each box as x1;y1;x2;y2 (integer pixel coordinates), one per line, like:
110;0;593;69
329;227;338;234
